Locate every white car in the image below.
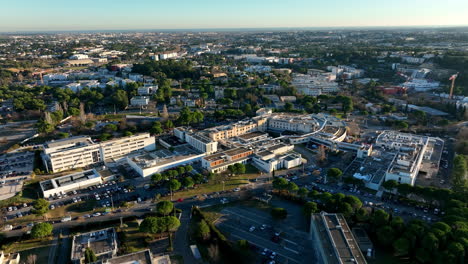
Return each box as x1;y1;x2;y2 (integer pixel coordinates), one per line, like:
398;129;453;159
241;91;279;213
233;188;240;192
50;204;55;209
260;224;267;230
249;226;255;232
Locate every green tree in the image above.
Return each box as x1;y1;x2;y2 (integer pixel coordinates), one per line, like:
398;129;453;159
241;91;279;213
393;237;410;256
287;182;299;193
112;89;129;109
327;168;343;182
452;155;467;190
271;207;288;219
140;217;163;234
344;195;362;210
162;216;181;232
32;198;49;216
84;247;97;263
31;222;53;238
184;165;193;173
272;177;289;191
376;226;395;246
195;219;211;241
156;201;174;216
151;173;163;183
372;209;390;227
297;187;309;197
168;179;181;191
177;166;186;175
303;202;318;215
382;180;398;191
182;177;195;188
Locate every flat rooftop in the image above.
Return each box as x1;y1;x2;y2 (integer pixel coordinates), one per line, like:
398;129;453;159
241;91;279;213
72;228;117;261
104;250;153;264
223;147;251;157
44;136;94;149
131;145;202;169
40;169;100;191
320;213;367;264
237;131;267;140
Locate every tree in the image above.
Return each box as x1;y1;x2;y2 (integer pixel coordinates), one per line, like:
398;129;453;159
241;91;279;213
184;165;193;173
338;202;354;218
382;180;398;191
168;179;181;191
271;207;287;219
84;247;97;264
303;202;318;215
272;177;289;190
287;182;299;193
156;201;174;216
151;173;162;183
139;217;162;234
397;183;413;197
193;173;204;184
234;163;246;174
112;89;129;109
182;177;195;188
150;121;163;135
376;226;395;246
162;216;181;232
422;232;439;252
372;209;390;226
161;104;169;120
32;198;49;216
393;237;410;256
327;168;343;182
452;155;467;190
31;222;53;238
297;187;309;197
195;219;211;241
344;195;362;210
178;166;186;175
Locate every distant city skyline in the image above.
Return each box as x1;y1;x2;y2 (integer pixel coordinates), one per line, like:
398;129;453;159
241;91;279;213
1;0;468;32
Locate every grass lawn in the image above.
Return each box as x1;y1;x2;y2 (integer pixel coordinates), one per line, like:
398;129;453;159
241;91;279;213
168;173;258;200
121;220;149;251
4;236;54;253
16;246;51;264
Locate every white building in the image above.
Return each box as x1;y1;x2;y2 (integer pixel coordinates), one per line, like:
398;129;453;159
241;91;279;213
40;169;102;198
292;73;339;96
130;96;150;106
375;131;444;185
137;85;158;95
71;228;117;264
70;54;89;60
42;134;155;172
127;148;205;177
402;79;440;92
174;128;218;154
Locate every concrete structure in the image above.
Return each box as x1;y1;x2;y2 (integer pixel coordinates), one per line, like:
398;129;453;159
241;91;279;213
206;117;268;141
138;85;158;95
0;252;20;264
292;72;339;96
71;228;118;264
402;78;440;91
102;250;166;264
202;147;254;173
40;169;102;198
42;134;155;172
127;146;204;177
174;127;218;154
130;96;150;106
310;212;367;264
375;131;444;185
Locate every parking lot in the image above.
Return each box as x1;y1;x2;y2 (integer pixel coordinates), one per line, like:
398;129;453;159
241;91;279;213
0;152;34;200
215;203;316;264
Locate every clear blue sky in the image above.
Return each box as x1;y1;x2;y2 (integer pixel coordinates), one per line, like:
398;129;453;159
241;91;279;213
1;0;467;31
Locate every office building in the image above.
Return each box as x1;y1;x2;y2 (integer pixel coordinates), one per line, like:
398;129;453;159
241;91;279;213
71;228;118;264
42;134;155;172
40;169;102;198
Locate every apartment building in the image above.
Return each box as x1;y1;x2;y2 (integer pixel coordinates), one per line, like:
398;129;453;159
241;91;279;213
130;96;150;106
42;134;155;172
71;228;118;264
174;127;218;154
202;147;253;173
206;117;268;141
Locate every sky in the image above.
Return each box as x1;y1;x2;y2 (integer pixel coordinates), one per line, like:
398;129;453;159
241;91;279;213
1;0;468;32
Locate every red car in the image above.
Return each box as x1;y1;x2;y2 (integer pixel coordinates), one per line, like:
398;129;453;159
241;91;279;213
177;198;184;202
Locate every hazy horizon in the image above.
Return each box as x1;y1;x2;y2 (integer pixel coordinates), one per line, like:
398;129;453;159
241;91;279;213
1;0;468;32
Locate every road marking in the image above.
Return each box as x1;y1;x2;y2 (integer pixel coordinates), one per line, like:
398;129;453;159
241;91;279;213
283;246;300;254
231;234;300;264
283;238;298;245
222;209;265;225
